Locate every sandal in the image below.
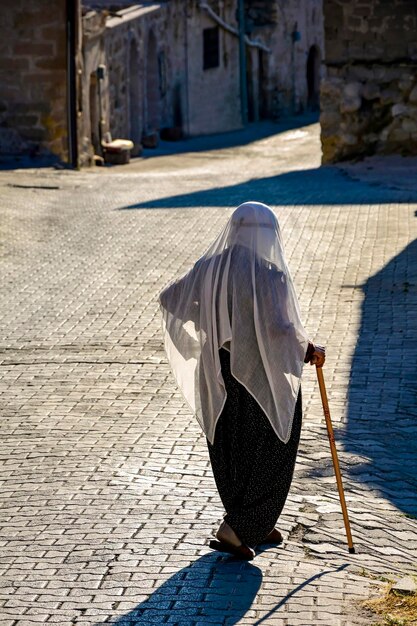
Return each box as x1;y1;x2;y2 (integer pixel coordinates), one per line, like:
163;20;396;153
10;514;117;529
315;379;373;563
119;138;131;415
209;538;255;560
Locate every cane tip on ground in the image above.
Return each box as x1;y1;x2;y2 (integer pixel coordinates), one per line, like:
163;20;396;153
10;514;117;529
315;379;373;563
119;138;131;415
349;546;356;554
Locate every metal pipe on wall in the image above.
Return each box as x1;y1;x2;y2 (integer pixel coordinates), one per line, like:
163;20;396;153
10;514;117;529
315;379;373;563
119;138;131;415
237;0;248;126
184;2;190;136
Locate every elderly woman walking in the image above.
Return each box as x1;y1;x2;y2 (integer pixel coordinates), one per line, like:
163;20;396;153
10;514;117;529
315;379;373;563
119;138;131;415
159;201;325;560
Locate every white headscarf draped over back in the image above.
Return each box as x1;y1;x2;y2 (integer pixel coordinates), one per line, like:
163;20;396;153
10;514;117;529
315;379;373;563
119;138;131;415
159;201;310;444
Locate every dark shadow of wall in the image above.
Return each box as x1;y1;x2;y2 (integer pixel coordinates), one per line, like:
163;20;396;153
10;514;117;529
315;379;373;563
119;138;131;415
345;239;417;516
117;167;416;210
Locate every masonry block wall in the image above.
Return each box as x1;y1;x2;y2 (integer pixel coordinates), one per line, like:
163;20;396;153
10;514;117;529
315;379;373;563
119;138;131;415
81;10;110;166
321;0;417;163
186;1;242;136
0;0;69;161
87;0;243;153
246;0;324;118
104;8;157;148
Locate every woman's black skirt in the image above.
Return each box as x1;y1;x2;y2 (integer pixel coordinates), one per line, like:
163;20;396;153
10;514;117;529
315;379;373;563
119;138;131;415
207;348;302;548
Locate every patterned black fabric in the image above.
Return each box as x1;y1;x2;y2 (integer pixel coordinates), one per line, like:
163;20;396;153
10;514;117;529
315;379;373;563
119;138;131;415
207;348;302;548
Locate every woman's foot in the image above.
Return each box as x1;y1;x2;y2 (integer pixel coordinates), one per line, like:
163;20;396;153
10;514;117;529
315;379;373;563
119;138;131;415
216;521;241;546
209;521;255;560
258;528;283;545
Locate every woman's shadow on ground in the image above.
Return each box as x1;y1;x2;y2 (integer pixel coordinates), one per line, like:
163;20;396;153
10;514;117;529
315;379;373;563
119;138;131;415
96;553;347;625
99;553;262;625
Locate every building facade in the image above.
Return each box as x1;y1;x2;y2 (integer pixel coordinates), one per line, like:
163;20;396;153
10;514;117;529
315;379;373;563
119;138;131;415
0;0;80;164
80;0;324;164
321;0;417;163
243;0;324;120
0;0;324;166
80;0;251;165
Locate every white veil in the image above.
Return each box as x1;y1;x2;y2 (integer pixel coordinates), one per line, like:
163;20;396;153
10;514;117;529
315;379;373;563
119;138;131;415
159;201;310;444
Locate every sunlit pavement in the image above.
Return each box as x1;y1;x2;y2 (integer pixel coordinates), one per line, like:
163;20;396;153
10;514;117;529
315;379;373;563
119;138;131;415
1;117;417;625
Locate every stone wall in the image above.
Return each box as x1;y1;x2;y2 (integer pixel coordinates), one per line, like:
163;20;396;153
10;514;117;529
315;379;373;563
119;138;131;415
80;0;324;163
80;10;110;165
0;0;325;165
81;3;184;161
244;0;280;27
247;0;324;118
81;0;243;157
0;0;69;160
103;5;169;148
105;0;242;140
186;1;242;135
321;0;417;162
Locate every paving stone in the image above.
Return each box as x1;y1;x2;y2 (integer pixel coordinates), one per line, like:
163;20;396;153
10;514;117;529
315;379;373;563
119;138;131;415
0;118;416;625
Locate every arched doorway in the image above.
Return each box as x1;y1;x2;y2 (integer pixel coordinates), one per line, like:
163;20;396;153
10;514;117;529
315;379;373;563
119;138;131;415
129;40;141;145
306;45;321;110
145;30;159;132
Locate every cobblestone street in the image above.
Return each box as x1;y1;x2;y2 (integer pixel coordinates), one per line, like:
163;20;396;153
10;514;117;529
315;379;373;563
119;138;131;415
1;119;417;625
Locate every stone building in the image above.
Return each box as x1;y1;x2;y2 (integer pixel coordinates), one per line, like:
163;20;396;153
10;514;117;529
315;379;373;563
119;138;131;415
0;0;324;166
0;0;80;165
80;0;324;164
100;1;243;143
321;0;417;163
243;0;324;119
80;0;254;165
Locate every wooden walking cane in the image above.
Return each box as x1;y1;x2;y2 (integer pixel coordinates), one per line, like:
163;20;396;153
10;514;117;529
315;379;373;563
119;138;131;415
316;365;355;554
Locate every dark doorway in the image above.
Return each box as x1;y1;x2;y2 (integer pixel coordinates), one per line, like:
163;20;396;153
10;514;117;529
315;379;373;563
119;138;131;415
89;71;100;154
306;45;321;110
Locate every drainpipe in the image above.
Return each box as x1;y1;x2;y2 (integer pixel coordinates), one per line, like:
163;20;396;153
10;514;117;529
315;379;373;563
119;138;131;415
237;0;248;125
66;0;79;168
184;4;190;136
